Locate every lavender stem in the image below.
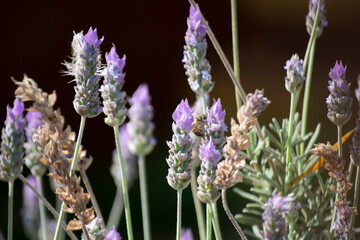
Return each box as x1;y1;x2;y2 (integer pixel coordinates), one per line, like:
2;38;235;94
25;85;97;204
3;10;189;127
7;179;14;240
206;204;212;240
138;154;151;240
36;176;49;240
176;189;183;240
106;186;124;230
190;168;206;240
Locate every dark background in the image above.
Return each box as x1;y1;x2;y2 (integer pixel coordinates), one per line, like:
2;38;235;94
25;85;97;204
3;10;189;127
1;0;360;239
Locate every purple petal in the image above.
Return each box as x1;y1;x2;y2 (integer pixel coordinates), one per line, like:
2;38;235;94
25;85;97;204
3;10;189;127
83;27;104;49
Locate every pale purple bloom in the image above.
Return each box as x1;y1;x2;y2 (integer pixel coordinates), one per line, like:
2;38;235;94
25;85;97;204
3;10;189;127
183;5;213;95
197;138;221;203
243;89;271;118
284;54;306;93
100;45;127;127
205;98;227;152
106;227;121;240
326;61;352;126
181;228;194;240
166;99;195;190
0;98;26;181
306;0;328;37
66;27;103;118
127;84;156;156
262;193;293;240
25;112;42;142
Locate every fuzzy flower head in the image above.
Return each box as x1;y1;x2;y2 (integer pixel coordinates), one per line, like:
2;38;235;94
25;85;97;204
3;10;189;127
242;89;270;120
106;227;121;240
197;138;221;203
66;27;103;118
262;193;293;240
326;61;352;126
181;228;194;240
166;99;195;191
127;84;156;156
83;217;106;240
100;45;127;127
306;0;328;38
24;111;45;176
183;5;213;95
284;54;306;93
0;98;26;181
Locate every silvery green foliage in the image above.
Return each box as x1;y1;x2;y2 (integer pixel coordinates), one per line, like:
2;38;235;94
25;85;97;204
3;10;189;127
66;27;103;118
306;0;328;38
183;5;213;95
82;217;106;240
0;98;26;181
197;138;221;203
166;99;195;191
326;61;352;126
127;84;156;156
100;45;127;127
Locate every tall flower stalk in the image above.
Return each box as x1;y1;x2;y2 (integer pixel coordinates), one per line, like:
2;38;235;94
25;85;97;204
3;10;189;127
166;99;195;240
127;84;156;240
0;98;26;240
100;45;133;240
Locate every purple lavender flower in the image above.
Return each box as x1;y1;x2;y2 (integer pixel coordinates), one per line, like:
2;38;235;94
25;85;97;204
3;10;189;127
106;227;121;240
66;27;103;118
127;84;156;156
306;0;328;37
262;193;293;240
24;111;45;176
166;99;195;190
0;98;26;181
183;5;213;95
284;54;306;93
355;75;360;103
206;99;227;151
326;61;352;126
21;176;40;239
111;125;137;188
197;138;221;203
333;205;352;240
100;45;127;127
181;228;194;240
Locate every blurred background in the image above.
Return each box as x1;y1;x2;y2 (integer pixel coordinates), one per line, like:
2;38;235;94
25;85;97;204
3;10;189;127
1;0;360;239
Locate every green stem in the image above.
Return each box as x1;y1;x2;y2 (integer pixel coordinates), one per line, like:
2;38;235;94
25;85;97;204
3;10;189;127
190;168;206;240
211;202;222;240
300;39;317;157
7;179;14;240
221;189;247;240
54;115;87;240
200;93;207;116
350;166;360;235
36;176;49;240
231;0;241;109
138;155;151;240
106;186;124;230
114;126;134;240
206;204;212;240
285;93;297;193
176;189;183;240
80;170;106;231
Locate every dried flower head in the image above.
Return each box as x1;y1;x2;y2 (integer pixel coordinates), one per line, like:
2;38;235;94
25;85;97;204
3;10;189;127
66;27;103;118
183;4;213;95
306;0;328;37
106;227;121;240
262;193;293;240
240;89;270;128
197;138;221;203
127;84;156;156
284;54;306;93
166;99;195;191
0;98;26;181
326;61;352;126
100;45;127;127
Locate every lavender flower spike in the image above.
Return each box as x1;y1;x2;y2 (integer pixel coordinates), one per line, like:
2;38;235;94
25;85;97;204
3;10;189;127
181;228;194;240
284;54;306;93
106;227;121;240
0;98;26;181
24;111;45;176
306;0;328;38
183;4;213;95
197;138;221;203
100;45;127;127
66;27;104;118
166;99;195;190
127;84;156;156
206;98;227;152
262;193;293;240
326;61;352;126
